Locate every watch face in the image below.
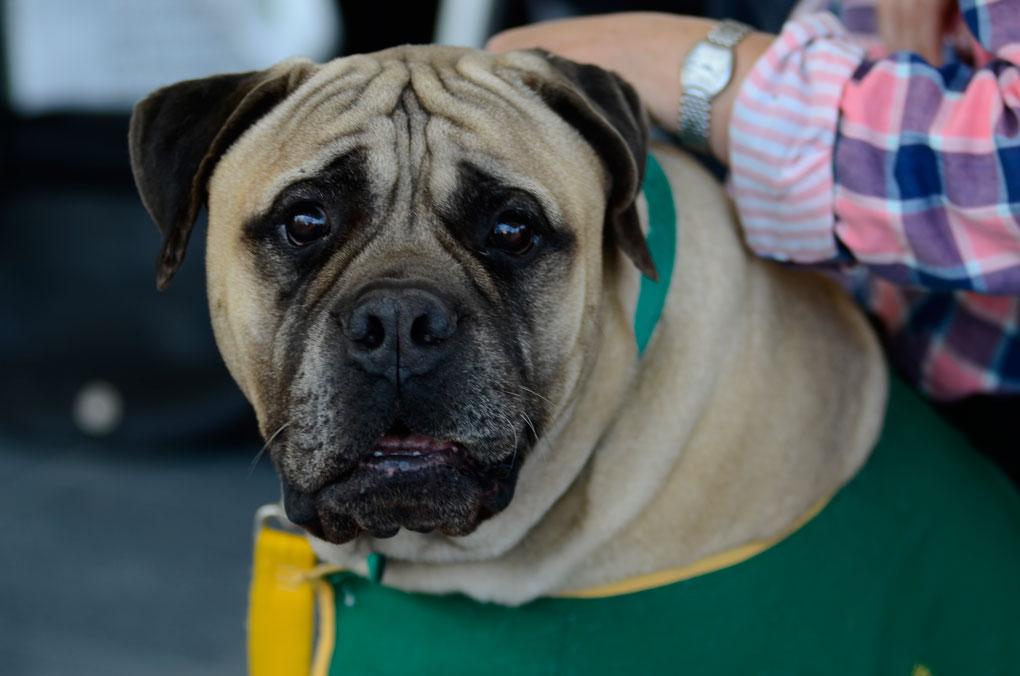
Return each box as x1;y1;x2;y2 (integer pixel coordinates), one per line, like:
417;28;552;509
681;43;733;96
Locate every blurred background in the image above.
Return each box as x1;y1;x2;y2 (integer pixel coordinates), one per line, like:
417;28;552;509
0;1;796;674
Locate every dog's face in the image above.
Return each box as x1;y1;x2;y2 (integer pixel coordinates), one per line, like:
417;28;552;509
130;47;653;544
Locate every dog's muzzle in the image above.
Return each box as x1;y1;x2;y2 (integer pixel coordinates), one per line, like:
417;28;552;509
277;281;523;543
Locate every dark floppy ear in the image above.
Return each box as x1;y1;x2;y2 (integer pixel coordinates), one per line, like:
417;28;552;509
129;58;317;290
527;51;656;281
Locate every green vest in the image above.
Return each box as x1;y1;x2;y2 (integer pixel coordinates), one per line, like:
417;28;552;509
320;376;1020;675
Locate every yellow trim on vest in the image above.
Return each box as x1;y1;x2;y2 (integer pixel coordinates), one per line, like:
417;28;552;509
557;491;835;599
310;579;337;676
248;527;319;676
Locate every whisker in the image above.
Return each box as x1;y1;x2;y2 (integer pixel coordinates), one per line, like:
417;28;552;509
249;421;291;476
499;412;518;452
501;413;521;473
520;385;555;408
495;411;519;468
521;412;538;441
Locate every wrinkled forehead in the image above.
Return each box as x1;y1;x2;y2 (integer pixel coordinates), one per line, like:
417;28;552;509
209;48;605;222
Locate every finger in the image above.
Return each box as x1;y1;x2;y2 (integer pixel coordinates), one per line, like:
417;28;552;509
910;6;944;65
876;0;902;57
948;19;974;63
877;0;946;65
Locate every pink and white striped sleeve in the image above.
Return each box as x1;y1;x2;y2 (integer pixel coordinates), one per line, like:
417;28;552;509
728;12;866;262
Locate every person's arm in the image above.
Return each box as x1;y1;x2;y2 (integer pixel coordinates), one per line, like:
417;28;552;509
486;13;773;162
488;6;1020;293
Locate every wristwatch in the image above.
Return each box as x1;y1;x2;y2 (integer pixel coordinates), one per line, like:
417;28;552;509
677;19;752;153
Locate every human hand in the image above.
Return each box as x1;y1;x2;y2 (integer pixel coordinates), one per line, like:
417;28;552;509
876;0;958;65
487;13;772;163
486;13;705;81
487;13;711;130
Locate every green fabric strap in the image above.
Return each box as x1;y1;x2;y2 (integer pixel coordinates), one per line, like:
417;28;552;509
633;153;676;356
366;552;386;584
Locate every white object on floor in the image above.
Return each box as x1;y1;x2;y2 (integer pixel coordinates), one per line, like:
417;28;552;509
72;379;124;437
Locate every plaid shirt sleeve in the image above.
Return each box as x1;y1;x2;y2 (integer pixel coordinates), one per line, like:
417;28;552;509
728;2;1020;399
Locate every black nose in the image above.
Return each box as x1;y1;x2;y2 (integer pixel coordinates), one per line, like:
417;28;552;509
343;287;458;381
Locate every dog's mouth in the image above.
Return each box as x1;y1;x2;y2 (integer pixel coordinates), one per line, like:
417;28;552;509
282;427;520;544
364;432;463;473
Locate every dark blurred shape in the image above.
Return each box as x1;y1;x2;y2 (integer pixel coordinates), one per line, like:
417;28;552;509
339;1;441;53
505;0;799;34
0;112;261;450
936;394;1019;485
1;114;134;185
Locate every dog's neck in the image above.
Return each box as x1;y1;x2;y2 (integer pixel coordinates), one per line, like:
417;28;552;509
309;146;887;605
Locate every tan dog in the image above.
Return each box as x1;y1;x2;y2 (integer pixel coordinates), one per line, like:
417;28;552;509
129;46;885;605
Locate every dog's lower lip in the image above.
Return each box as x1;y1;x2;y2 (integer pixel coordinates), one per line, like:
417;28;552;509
361;433;462;475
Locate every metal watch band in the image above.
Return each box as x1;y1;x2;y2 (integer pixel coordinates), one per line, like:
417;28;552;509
677;91;712;152
706;18;752;49
677;19;751;153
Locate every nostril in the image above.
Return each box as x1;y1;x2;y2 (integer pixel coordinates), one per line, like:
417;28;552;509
410;314;439;346
411;309;456;347
354;315;386;350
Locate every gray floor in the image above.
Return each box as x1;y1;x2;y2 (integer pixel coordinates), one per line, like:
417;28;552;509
0;439;279;676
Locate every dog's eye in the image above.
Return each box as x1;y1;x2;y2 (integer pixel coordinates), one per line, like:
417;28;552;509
488;213;537;255
283;205;329;246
